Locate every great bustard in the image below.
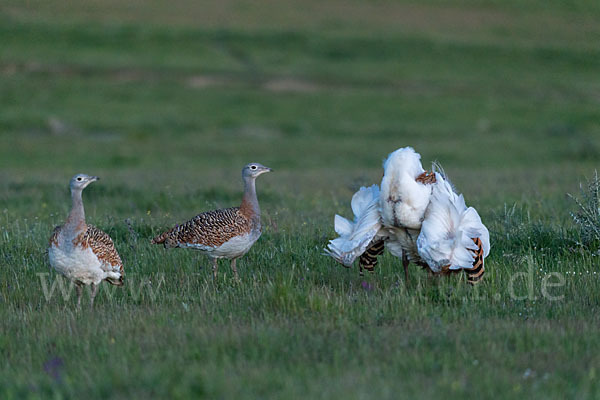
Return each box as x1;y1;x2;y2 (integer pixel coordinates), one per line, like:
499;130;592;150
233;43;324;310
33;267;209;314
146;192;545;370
152;163;272;280
48;174;124;307
325;147;490;284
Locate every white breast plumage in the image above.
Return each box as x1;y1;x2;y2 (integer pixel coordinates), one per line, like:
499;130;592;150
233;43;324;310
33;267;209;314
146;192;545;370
48;236;105;285
211;230;261;259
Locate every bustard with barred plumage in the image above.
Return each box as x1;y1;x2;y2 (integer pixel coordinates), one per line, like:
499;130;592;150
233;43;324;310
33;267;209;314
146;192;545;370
48;174;124;308
151;163;272;280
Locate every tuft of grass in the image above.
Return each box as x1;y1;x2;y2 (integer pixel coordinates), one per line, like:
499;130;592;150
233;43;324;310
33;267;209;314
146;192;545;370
568;170;600;250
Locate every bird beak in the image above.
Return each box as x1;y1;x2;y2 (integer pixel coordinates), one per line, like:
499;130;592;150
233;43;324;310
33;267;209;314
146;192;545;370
91;176;100;181
265;167;273;172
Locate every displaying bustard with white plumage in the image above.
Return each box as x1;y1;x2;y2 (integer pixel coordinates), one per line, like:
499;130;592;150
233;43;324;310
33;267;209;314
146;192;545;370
48;174;124;307
325;147;490;284
151;163;272;280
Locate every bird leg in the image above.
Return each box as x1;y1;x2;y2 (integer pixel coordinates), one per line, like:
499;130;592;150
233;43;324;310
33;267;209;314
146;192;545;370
212;258;219;281
402;253;410;284
230;258;239;281
90;283;99;308
76;284;83;309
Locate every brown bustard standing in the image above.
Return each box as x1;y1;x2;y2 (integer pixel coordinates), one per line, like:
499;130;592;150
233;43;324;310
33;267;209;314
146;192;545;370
48;174;124;307
152;163;272;279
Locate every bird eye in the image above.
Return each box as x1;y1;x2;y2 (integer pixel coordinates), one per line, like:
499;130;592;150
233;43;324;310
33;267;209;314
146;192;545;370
250;165;257;170
77;177;82;181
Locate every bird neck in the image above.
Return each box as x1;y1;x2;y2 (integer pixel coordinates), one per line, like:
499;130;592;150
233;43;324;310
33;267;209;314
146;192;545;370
240;176;260;220
65;188;87;234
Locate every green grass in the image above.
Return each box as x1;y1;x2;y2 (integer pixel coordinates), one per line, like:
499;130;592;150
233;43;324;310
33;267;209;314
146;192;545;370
1;0;600;398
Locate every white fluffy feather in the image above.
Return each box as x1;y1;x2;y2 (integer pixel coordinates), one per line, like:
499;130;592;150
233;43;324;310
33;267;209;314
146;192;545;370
380;147;433;230
325;185;384;267
417;174;490;273
385;227;420;261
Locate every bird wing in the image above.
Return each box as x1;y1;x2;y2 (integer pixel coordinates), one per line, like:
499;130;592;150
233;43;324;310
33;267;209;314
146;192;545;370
48;225;62;247
324;185;385;267
416;175;489;273
151;207;251;249
73;225;124;274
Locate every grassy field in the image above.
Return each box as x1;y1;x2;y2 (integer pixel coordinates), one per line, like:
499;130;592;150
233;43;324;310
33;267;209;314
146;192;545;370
1;0;600;398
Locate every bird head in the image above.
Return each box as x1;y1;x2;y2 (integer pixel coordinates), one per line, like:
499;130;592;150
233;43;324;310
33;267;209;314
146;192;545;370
242;163;272;179
69;173;99;191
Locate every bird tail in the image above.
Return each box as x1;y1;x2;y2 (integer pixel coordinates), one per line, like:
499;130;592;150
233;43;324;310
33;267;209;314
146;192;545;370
151;231;168;245
359;239;385;275
105;276;124;286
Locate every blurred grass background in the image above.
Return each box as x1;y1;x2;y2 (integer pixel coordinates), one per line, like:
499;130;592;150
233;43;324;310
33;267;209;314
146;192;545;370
1;0;600;398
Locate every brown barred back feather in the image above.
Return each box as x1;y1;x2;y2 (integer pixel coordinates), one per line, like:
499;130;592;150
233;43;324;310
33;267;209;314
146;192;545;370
49;225;61;247
151;207;252;248
415;171;437;185
72;225;124;279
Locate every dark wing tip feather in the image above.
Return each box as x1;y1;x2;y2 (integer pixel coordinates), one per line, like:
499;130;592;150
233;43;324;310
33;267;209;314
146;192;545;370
359;239;386;273
466;237;485;285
